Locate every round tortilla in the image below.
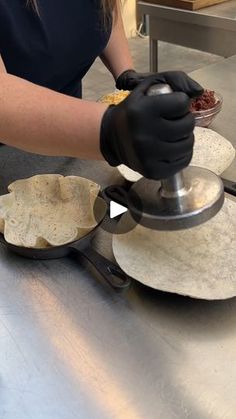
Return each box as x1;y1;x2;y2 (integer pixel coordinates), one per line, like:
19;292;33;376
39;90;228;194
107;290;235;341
118;127;235;182
112;196;236;300
0;174;103;248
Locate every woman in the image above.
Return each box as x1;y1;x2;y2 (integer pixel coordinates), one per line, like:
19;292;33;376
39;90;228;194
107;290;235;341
0;0;203;183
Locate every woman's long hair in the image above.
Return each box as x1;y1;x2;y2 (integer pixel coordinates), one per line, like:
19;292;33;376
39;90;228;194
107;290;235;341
27;0;117;22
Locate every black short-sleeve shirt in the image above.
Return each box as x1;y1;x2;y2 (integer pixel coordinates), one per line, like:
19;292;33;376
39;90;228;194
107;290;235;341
0;0;111;97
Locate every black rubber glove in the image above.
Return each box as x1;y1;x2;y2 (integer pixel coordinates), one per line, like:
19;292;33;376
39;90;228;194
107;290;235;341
100;75;196;180
116;69;203;98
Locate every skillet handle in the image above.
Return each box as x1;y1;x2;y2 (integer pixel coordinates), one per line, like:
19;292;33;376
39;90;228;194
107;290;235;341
222;178;236;197
70;244;131;289
102;185;129;207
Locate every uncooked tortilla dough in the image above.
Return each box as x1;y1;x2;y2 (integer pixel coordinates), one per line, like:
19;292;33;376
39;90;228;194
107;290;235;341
112;196;236;300
0;174;103;248
118;127;235;182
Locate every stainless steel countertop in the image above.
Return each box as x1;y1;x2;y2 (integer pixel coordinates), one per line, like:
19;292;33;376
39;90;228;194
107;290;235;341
138;0;236;71
1;57;236;419
138;0;236;28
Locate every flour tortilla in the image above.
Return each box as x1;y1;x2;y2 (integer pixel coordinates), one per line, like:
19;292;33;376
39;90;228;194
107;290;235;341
112;196;236;300
0;174;103;248
118;127;235;182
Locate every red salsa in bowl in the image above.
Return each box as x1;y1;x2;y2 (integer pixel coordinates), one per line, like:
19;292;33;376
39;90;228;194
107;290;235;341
190;89;223;128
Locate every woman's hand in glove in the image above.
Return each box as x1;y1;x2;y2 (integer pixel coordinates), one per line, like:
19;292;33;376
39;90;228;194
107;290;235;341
116;70;203;99
100;75;195;180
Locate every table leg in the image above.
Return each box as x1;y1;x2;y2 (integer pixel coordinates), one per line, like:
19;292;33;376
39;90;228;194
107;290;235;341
150;38;158;72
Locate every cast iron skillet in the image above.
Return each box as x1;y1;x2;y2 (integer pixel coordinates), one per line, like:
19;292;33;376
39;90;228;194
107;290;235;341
221;177;236;196
0;196;132;290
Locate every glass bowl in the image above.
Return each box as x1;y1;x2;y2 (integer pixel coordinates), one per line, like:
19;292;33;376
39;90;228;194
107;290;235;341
192;92;223;128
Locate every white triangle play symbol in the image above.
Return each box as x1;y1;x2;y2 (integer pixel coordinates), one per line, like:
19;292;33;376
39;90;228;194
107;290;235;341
110;201;128;219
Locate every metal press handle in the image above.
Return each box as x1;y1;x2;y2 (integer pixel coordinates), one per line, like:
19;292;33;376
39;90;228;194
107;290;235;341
147;84;188;199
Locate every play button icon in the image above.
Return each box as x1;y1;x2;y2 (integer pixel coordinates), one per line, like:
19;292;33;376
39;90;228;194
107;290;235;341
110;201;128;219
93;185;143;234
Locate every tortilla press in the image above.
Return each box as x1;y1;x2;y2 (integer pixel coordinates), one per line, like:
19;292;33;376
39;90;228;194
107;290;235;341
105;84;225;231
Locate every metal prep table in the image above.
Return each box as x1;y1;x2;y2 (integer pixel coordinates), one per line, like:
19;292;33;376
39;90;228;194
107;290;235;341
138;0;236;71
1;56;236;419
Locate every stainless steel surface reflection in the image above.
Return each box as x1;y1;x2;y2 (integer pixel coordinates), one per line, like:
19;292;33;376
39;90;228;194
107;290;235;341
1;248;236;419
1;57;236;418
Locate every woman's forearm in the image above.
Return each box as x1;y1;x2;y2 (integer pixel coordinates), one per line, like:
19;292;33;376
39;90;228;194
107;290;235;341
100;2;134;80
0;73;107;159
0;55;6;73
